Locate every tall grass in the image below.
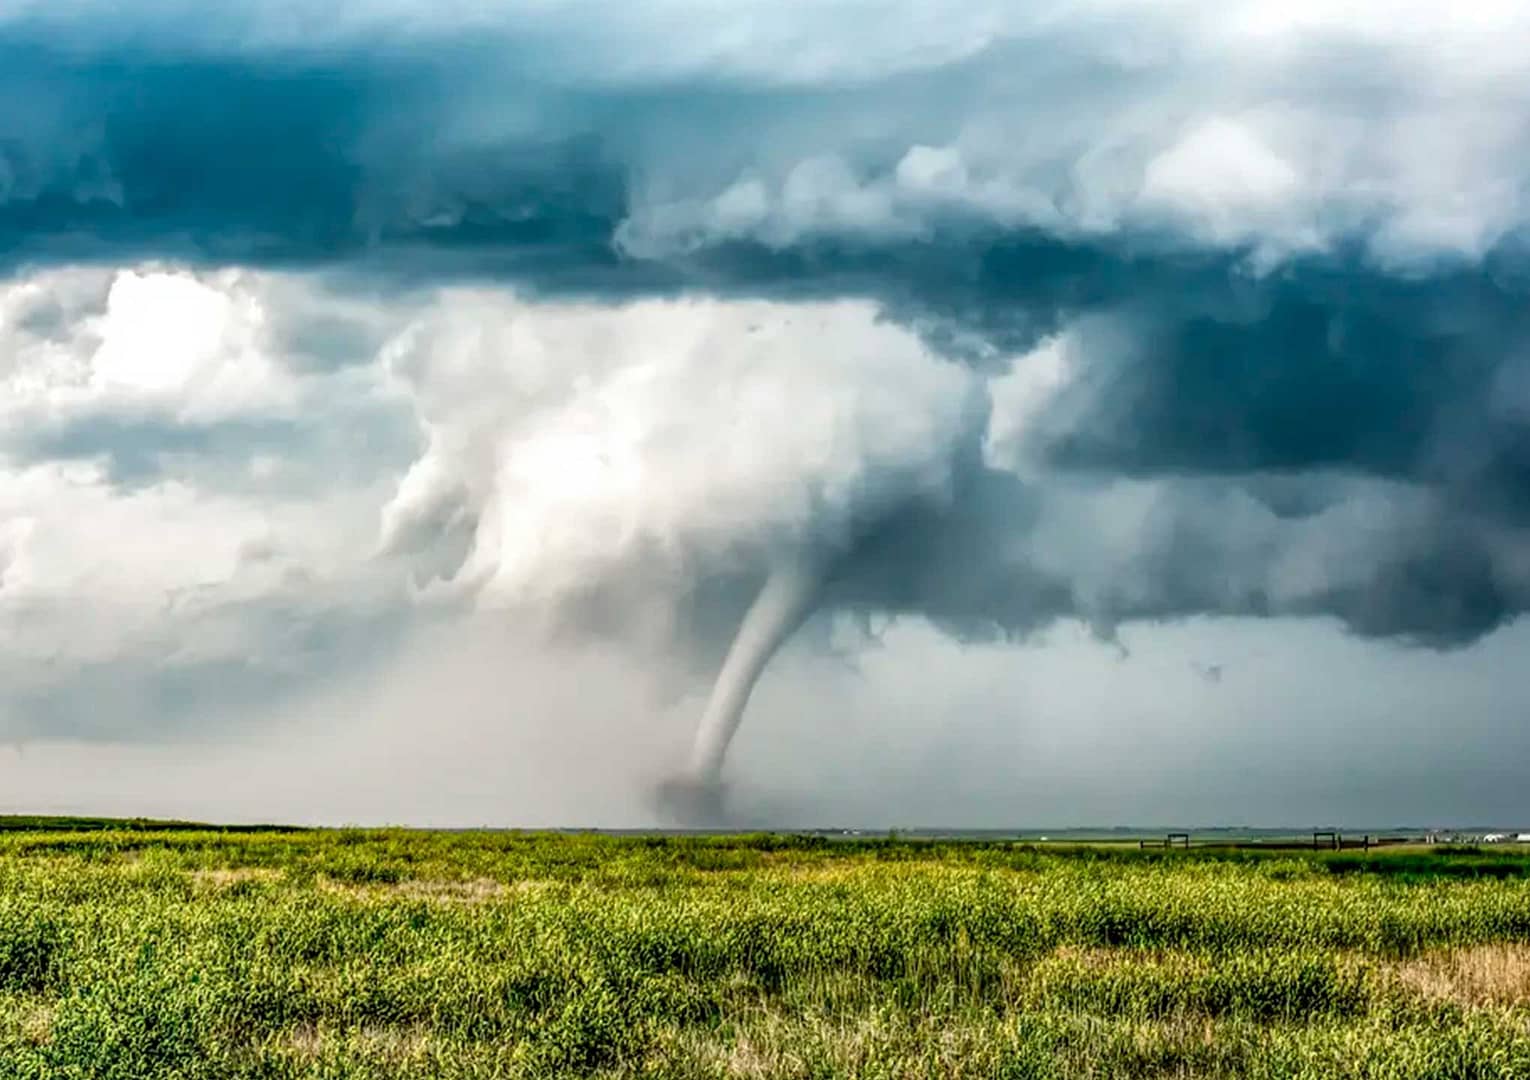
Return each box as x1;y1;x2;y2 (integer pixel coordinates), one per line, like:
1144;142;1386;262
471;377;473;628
0;830;1528;1077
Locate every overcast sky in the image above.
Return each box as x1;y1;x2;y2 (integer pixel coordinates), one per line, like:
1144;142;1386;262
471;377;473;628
3;1;1530;827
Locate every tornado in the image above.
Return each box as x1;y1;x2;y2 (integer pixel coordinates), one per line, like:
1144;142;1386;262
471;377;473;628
690;557;823;778
657;557;823;823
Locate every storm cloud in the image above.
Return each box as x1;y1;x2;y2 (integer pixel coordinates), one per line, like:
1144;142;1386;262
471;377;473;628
3;2;1530;818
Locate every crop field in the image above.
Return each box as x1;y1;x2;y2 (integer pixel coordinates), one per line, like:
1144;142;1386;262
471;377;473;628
2;828;1530;1077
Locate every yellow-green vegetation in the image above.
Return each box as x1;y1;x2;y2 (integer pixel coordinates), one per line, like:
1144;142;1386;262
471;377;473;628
2;829;1530;1078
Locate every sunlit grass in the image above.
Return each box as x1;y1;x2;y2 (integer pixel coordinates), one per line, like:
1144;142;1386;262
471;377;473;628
0;829;1528;1076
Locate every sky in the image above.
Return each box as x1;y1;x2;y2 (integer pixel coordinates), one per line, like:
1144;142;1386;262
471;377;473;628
3;1;1530;827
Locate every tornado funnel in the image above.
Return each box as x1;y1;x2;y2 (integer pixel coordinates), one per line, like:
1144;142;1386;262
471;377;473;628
685;558;823;785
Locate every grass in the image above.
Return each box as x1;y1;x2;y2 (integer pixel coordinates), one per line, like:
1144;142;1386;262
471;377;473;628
0;829;1528;1076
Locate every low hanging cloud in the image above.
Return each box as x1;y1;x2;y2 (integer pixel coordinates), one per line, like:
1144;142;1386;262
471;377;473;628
1;3;1529;806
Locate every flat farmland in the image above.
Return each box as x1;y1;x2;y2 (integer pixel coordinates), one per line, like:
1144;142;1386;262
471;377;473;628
2;828;1530;1077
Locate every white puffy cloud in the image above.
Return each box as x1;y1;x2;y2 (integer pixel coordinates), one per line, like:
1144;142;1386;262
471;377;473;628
1;267;282;445
0;267;984;735
384;295;978;605
588;2;1530;269
0;266;419;735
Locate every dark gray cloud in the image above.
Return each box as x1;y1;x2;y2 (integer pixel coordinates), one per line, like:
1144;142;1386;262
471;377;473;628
0;38;630;275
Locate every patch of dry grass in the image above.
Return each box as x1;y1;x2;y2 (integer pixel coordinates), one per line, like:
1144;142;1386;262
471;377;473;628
312;875;511;902
1390;944;1530;1008
274;1023;435;1064
12;999;54;1048
189;867;283;890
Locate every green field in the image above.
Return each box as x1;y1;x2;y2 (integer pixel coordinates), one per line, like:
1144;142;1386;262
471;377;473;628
2;828;1530;1077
